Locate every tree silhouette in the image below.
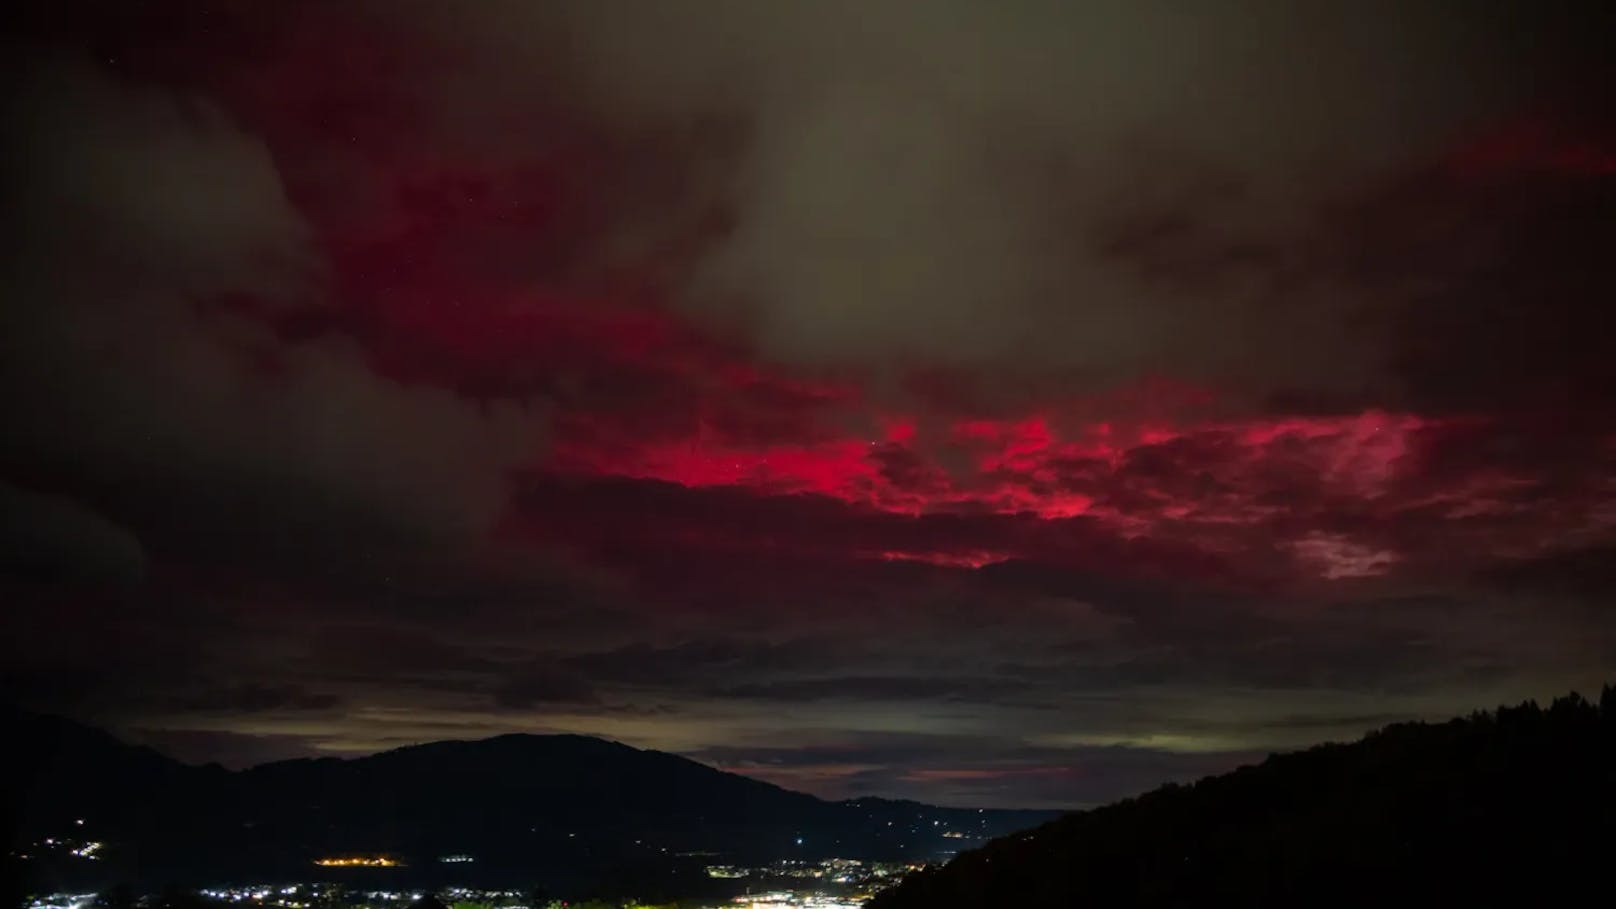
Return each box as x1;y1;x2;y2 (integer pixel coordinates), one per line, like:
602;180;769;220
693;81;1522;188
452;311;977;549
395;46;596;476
871;685;1616;909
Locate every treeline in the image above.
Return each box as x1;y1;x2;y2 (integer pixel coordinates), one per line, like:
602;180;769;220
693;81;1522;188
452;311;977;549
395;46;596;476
869;686;1616;908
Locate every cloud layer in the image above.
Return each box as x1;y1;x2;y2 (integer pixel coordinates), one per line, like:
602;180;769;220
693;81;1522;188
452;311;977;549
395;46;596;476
3;0;1614;808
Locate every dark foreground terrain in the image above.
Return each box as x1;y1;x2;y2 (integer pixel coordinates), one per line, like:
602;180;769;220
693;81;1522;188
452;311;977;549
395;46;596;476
2;707;1050;898
871;686;1616;908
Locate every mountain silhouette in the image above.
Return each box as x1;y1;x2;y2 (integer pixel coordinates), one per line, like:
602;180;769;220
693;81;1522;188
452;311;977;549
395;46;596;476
868;686;1616;909
3;707;1051;894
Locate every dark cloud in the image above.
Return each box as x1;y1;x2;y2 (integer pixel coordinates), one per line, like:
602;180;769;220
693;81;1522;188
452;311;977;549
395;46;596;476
714;675;1033;704
1339;147;1616;413
562;637;838;688
170;683;342;714
352;0;1616;412
0;47;546;580
1479;545;1616;599
491;664;600;709
305;625;501;679
0;482;145;585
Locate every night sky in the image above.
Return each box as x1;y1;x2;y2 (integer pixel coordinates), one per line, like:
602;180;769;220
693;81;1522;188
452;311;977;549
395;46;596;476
3;1;1615;809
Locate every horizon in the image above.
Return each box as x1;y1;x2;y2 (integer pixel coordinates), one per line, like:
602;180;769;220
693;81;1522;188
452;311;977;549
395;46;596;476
5;0;1616;815
20;702;1086;811
30;679;1615;812
14;685;1616;906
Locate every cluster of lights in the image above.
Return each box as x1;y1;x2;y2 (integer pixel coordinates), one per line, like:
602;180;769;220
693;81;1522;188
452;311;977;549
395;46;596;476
47;885;548;909
727;893;864;909
215;884;401;903
29;851;922;909
697;857;924;903
705;865;747;879
34;874;913;909
18;835;105;863
437;855;475;864
25;892;94;909
313;857;404;868
199;887;278;902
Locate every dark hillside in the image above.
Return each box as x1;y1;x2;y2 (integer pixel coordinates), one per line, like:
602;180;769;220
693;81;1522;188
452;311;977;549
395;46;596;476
4;708;1051;893
870;688;1616;908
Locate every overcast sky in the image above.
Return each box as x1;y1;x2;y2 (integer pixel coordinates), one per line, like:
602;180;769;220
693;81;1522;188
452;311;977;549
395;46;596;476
3;0;1615;808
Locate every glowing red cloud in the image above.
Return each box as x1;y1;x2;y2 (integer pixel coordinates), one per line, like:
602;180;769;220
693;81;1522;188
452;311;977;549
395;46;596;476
876;550;1013;570
553;436;883;500
544;403;1440;582
130;26;1610;587
553;410;1425;513
244;129;1486;583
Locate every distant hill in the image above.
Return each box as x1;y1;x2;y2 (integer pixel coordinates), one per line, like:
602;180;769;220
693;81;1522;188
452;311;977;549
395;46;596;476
2;707;1052;895
869;687;1616;909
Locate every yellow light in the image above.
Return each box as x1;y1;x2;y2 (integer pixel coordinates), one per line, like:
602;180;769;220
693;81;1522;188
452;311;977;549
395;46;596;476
313;856;404;868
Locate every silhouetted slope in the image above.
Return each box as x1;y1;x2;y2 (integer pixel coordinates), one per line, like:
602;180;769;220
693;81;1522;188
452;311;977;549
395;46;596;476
5;706;233;895
869;687;1616;909
4;709;1052;891
7;705;234;840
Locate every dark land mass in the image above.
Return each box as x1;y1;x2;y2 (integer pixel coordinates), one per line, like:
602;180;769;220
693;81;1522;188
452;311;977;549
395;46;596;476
2;707;1052;898
869;686;1616;909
